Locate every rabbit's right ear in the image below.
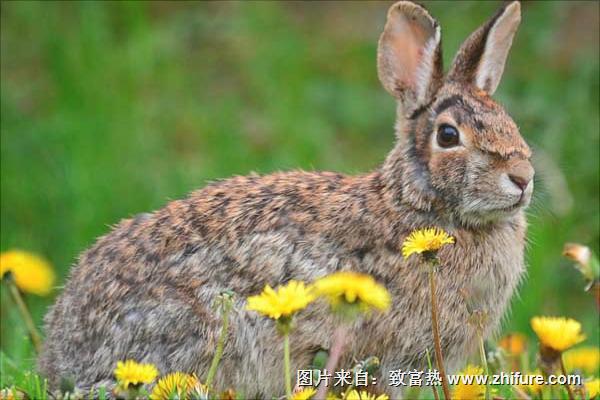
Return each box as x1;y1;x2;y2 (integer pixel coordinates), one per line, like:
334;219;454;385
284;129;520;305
377;1;443;115
447;1;521;95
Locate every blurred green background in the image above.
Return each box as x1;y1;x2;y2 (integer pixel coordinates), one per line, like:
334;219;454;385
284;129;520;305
1;0;598;383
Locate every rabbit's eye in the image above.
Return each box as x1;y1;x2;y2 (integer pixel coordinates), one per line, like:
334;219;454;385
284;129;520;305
437;124;460;148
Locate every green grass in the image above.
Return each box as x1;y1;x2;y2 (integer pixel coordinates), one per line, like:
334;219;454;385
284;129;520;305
1;0;598;393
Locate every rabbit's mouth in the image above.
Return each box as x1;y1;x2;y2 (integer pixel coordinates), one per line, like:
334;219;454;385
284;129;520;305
491;184;533;214
499;200;523;213
460;197;529;226
495;194;532;214
481;196;531;222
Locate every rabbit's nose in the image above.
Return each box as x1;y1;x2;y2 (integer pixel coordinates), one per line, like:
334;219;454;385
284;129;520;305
508;161;534;192
508;174;530;191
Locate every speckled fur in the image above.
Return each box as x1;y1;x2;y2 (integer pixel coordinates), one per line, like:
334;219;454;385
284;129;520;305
40;2;532;398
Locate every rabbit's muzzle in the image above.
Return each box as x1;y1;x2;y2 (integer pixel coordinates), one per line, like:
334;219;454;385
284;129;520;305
456;151;534;224
500;157;534;208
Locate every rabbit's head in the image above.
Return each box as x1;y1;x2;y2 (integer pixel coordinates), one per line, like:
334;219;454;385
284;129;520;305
379;1;533;226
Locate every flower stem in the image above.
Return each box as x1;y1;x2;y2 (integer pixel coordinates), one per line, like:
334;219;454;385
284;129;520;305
478;333;491;400
205;294;233;388
428;264;451;400
559;355;575;400
6;275;42;354
315;325;348;400
426;348;440;400
283;333;292;399
125;385;143;400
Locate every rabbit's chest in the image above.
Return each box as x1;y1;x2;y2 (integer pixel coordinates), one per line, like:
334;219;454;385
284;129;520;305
358;218;526;369
452;221;526;317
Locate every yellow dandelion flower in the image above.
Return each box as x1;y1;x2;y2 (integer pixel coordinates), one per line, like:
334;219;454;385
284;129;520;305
452;365;486;400
313;271;391;312
585;378;600;399
150;372;204;400
344;389;389;400
0;250;55;296
292;387;316;400
246;280;315;320
563;346;600;375
114;360;158;388
401;228;454;259
531;316;586;352
563;243;592;266
499;332;528;356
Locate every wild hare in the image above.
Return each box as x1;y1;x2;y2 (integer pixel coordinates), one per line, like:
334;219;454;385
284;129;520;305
40;1;534;398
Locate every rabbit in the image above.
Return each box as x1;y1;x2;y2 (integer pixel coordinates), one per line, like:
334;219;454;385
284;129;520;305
39;1;533;398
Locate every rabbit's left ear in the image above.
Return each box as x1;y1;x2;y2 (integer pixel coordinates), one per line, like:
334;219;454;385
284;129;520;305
448;1;521;95
377;2;443;114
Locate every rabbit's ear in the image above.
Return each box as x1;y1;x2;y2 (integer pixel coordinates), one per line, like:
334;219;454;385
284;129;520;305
448;1;521;95
377;1;443;114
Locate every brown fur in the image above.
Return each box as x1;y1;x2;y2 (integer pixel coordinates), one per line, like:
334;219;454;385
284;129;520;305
39;2;533;398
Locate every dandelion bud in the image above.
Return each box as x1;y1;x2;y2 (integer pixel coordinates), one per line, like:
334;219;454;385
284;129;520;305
563;243;599;290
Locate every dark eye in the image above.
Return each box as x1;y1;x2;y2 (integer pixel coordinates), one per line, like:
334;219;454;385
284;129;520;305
436;124;460;148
